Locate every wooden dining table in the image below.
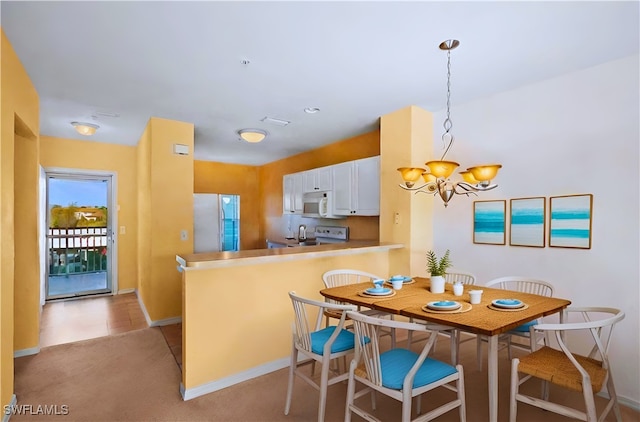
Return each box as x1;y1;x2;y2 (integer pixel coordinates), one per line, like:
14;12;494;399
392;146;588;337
320;277;571;422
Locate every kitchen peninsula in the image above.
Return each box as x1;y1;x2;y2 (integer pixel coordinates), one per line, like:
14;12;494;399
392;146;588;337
176;241;403;400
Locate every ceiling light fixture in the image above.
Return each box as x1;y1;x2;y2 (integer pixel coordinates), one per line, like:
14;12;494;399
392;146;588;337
397;39;502;207
304;107;320;114
71;121;99;136
238;128;267;143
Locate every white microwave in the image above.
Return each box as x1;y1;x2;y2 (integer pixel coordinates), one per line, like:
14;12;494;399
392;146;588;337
302;191;342;219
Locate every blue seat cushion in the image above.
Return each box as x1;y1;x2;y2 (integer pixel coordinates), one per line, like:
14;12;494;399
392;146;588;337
512;320;538;333
380;348;457;390
310;326;355;355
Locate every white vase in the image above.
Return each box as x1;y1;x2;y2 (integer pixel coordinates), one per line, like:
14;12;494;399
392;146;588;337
430;275;446;294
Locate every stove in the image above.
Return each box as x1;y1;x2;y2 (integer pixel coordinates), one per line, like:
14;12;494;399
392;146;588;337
314;226;349;244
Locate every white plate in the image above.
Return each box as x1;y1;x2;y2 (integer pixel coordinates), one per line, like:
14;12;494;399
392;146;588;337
365;287;393;296
492;299;524;309
427;300;461;311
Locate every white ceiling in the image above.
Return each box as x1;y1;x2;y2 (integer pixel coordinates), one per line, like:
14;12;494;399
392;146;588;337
2;1;638;165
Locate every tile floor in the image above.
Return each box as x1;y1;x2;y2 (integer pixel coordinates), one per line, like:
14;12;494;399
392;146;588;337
40;293;183;370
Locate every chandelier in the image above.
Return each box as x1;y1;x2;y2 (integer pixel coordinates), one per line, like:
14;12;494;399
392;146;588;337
397;39;501;207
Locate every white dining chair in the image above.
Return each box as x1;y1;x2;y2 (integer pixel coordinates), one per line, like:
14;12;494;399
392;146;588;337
477;276;555;370
445;269;477;286
407;269;477;364
510;307;625;422
284;291;358;422
322;269;396;346
344;310;466;422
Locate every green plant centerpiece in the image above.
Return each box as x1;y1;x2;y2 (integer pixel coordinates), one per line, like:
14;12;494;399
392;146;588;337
427;249;451;293
427;249;452;276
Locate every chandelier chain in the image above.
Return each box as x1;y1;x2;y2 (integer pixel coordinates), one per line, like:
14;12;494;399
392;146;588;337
440;47;454;161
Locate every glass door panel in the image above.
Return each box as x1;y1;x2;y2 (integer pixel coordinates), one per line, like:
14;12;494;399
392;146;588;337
46;174;113;299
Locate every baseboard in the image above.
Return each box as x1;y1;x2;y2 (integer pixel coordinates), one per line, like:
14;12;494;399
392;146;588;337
598;392;640;413
134;290;182;327
14;346;40;358
618;396;640;412
117;288;135;295
2;394;17;422
180;357;290;401
149;316;182;327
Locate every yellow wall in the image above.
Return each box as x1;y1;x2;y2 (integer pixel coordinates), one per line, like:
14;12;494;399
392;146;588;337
39;136;139;292
193;161;261;250
136;125;152;318
1;29;40;410
181;249;391;390
137;118;194;321
380;106;434;276
260;130;381;242
13;132;39;351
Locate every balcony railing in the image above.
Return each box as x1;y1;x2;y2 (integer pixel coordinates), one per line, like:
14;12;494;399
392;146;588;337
48;227;108;275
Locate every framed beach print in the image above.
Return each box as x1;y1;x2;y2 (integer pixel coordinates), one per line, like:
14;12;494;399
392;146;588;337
549;194;593;249
473;200;506;245
510;197;546;247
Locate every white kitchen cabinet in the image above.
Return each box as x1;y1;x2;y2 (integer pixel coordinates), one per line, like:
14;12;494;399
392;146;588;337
302;166;333;193
331;156;380;216
283;172;303;214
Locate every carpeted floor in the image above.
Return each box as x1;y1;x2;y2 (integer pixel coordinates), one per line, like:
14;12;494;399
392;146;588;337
12;328;639;421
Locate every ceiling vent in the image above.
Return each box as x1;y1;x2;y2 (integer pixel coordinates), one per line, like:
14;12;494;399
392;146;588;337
260;116;290;127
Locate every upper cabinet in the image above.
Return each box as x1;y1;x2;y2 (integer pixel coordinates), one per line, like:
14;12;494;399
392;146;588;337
282;156;380;217
283;172;303;214
331;156;380;216
302;166;333;193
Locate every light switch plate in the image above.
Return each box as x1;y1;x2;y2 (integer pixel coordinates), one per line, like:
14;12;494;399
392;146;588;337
180;230;188;241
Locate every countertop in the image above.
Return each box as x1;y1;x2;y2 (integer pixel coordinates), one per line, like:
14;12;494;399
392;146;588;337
176;240;403;270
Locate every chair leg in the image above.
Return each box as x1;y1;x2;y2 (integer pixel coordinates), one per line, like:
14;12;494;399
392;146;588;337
582;382;597;422
344;366;356;422
317;356;332;422
509;358;519;422
606;373;623;422
541;380;549;401
284;345;297;415
401;390;412;422
457;365;466;422
450;330;459;365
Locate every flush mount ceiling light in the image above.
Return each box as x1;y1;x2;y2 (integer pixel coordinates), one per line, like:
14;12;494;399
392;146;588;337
397;39;502;207
71;121;99;136
304;107;320;114
237;129;267;143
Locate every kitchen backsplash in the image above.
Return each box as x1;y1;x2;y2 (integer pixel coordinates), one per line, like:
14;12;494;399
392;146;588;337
269;214;379;241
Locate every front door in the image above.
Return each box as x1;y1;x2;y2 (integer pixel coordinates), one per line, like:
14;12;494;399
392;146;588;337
45;171;115;299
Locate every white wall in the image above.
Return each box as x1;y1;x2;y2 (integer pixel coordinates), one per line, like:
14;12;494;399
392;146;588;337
430;55;640;406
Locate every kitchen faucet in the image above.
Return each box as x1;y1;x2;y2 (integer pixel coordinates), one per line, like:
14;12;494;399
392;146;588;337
298;224;307;241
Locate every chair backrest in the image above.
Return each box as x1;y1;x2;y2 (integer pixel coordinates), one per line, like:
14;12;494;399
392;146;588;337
322;269;383;289
288;291;356;353
345;310;443;388
485;276;554;297
533;307;625;369
445;269;476;285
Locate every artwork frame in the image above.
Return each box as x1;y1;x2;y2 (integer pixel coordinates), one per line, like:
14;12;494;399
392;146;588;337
473;200;506;245
509;197;546;248
549;194;593;249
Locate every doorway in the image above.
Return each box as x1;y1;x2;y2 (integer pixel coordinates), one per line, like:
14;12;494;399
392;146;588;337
44;170;117;300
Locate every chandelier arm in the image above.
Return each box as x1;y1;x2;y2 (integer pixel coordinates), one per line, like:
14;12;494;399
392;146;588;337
455;181;499;192
398;182;438;193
